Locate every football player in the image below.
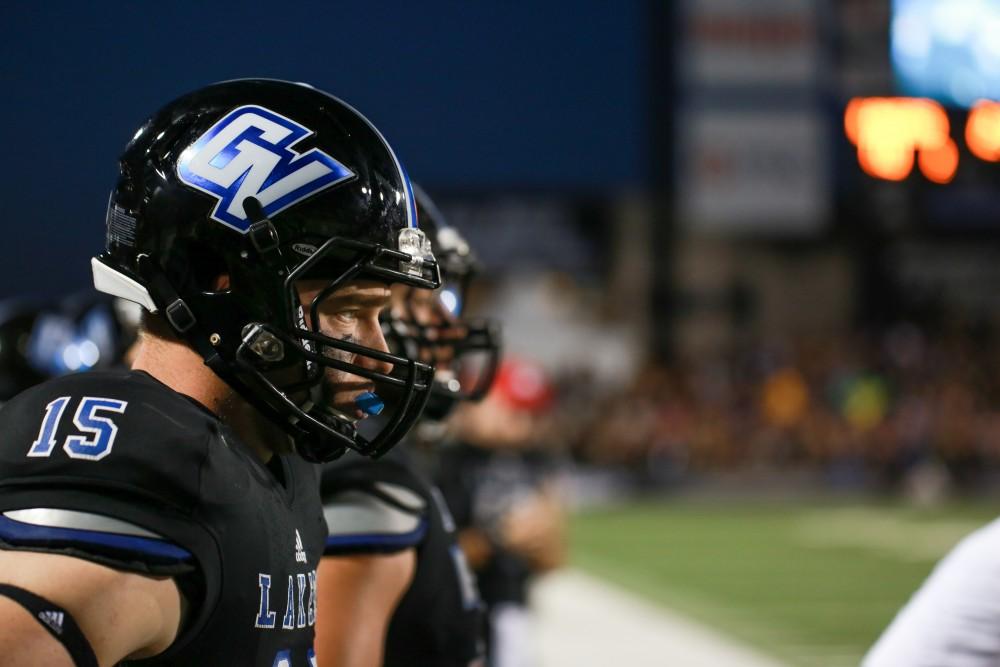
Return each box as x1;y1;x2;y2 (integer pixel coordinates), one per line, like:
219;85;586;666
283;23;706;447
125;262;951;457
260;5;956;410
0;293;136;403
314;185;501;667
435;359;566;667
0;79;438;667
862;516;1000;666
22;293;139;378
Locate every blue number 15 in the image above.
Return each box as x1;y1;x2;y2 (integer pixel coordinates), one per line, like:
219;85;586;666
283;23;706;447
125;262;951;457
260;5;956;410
27;396;128;461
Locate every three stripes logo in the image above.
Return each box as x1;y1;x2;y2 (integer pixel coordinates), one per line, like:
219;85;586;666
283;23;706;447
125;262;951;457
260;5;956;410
295;529;307;564
38;610;64;635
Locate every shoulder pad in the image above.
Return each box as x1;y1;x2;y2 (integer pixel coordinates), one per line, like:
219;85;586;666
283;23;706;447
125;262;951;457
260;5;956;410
0;508;192;571
0;371;219;577
0;371;215;512
323;482;428;555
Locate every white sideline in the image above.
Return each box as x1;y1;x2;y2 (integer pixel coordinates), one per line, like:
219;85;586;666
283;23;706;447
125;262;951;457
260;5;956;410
533;569;790;667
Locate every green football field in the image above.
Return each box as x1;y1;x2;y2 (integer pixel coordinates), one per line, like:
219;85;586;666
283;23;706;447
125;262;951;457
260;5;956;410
570;499;1000;667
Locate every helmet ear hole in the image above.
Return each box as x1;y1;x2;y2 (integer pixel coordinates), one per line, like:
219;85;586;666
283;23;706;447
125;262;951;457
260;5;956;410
185;242;232;294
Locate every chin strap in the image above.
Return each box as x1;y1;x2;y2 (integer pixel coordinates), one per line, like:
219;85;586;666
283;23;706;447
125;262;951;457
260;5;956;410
135;253;227;370
134;253;348;462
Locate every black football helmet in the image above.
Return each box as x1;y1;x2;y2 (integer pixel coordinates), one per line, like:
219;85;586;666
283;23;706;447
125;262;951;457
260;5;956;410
92;79;440;462
0;294;138;401
384;184;501;422
26;293;135;377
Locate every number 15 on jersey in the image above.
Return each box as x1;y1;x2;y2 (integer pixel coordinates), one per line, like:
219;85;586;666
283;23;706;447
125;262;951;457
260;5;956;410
28;396;128;461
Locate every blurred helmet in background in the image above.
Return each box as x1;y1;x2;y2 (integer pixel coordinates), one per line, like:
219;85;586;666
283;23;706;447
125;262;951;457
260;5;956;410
0;293;139;402
385;183;502;422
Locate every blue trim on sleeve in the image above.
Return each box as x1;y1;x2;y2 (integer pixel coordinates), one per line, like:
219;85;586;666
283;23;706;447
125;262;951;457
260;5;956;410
0;515;192;563
324;517;428;553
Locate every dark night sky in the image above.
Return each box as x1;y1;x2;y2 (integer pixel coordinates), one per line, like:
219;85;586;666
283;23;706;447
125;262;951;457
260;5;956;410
0;1;644;297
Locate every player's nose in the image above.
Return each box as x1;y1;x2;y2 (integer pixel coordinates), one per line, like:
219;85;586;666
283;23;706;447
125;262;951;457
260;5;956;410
359;322;394;376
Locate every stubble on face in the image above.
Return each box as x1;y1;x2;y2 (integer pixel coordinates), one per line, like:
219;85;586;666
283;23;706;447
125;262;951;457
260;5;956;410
297;279;393;419
317;334;375;420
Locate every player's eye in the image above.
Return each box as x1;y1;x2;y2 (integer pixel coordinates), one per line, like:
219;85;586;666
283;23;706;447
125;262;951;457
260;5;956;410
336;310;359;325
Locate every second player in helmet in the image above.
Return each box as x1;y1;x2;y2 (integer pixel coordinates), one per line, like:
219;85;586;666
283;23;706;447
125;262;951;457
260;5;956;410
315;186;501;667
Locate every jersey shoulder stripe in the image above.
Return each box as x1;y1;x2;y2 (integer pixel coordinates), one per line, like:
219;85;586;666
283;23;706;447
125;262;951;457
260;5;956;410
323;486;428;554
0;510;192;565
323;517;429;554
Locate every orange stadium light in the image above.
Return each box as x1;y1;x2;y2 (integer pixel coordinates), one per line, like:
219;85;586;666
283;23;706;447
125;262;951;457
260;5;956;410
966;100;1000;162
844;97;957;184
918;139;959;184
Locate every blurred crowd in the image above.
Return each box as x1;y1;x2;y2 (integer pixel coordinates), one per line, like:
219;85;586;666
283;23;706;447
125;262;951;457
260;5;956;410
539;322;1000;494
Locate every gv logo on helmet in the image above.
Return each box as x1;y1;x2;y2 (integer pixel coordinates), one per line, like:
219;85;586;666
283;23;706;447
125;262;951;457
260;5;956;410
177;105;355;232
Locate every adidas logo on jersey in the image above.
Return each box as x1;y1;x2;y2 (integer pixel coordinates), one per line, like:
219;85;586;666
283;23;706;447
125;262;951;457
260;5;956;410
38;610;64;635
295;529;307;564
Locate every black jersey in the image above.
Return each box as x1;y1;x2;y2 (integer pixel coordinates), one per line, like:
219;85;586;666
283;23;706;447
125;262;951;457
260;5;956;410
0;369;326;667
435;443;556;607
321;448;485;667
